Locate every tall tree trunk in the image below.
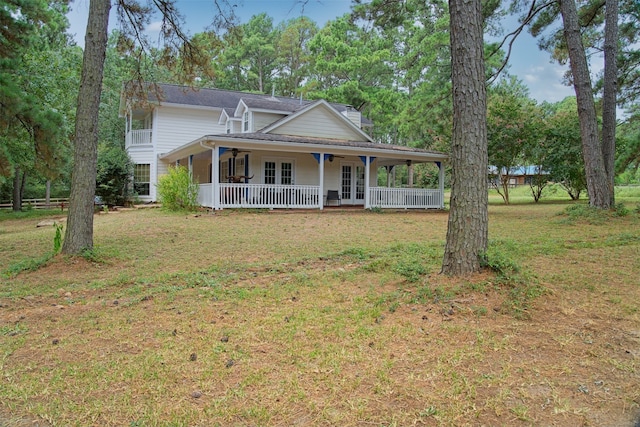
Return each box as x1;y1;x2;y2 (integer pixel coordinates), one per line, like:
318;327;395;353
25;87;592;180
62;0;111;254
12;167;24;211
602;0;618;206
441;0;488;275
559;0;612;209
45;180;51;208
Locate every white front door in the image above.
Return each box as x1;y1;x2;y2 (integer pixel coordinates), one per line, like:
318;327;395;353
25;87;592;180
341;163;365;205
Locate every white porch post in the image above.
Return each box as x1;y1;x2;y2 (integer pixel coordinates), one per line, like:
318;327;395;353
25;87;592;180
408;164;414;188
437;161;445;208
188;155;193;175
319;152;325;210
213;146;220;210
364;156;371;209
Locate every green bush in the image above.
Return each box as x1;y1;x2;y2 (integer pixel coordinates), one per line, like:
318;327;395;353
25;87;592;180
96;146;134;206
157;166;200;212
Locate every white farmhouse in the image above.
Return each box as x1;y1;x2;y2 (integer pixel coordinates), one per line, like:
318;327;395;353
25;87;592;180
120;83;447;210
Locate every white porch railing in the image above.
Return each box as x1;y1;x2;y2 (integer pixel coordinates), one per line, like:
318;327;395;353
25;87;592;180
197;184;442;210
370;187;443;209
198;184;321;209
126;129;152;147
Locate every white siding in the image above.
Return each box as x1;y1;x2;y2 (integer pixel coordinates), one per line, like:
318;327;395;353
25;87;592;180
270;106;364;140
155;106;223;154
230;120;241;134
128;148;155;166
341;109;362;128
252;112;286;131
323;161;342;191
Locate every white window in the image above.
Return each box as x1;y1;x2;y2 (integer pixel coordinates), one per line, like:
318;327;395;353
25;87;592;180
134;164;150;196
220;156;246;181
264;161;276;184
243;111;249;132
220;161;229;182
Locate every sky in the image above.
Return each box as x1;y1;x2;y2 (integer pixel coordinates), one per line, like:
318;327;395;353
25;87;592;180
65;0;577;105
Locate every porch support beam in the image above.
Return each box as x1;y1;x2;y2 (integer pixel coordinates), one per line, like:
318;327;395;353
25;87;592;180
364;155;371;209
213;146;221;210
436;161;445;209
318;152;325;210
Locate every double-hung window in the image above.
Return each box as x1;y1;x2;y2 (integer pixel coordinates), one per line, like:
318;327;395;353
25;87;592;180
242;111;249;132
133;164;150;196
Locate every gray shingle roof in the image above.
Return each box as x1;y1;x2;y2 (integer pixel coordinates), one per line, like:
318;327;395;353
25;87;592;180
145;83;306;110
240;97;304;112
138;83;372;125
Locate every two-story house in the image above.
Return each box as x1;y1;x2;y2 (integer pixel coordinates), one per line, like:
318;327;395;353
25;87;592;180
119;83;447;210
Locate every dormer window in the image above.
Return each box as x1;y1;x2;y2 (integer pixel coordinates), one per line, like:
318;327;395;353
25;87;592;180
243;111;249;132
226;119;231;134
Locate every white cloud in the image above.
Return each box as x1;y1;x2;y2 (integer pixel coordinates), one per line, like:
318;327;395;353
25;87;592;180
147;21;164;32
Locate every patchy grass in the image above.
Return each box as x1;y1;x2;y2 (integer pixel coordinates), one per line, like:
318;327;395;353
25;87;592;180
0;203;639;426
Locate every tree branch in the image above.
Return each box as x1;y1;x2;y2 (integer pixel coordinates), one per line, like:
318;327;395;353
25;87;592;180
486;0;555;85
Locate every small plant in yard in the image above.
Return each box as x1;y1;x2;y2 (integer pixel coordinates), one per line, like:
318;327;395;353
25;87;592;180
614;202;629;217
479;241;520;280
3;253;53;278
157;165;200;211
393;258;428;282
479;240;546;318
53;223;63;254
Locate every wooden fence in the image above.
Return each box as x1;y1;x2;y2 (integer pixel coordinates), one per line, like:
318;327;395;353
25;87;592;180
0;198;69;210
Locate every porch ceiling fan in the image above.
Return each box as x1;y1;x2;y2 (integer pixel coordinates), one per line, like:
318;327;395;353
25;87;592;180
231;148;251;158
328;154;344;162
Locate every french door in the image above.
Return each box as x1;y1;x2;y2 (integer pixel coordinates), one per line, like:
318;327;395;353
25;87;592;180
341;163;365;205
264;159;294;185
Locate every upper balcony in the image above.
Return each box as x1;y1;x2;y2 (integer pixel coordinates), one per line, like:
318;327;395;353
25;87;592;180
126;129;152;148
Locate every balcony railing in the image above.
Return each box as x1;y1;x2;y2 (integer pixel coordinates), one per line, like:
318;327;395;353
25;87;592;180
126;129;152;147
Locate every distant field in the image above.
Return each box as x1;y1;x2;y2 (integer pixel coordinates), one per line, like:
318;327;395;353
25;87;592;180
0;198;638;426
487;183;640;205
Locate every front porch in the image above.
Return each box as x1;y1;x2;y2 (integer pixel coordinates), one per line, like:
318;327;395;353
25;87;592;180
160;134;447;211
197;183;444;210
